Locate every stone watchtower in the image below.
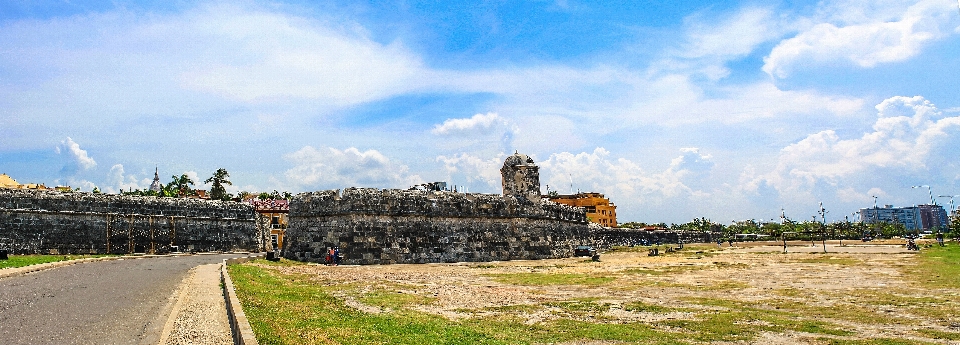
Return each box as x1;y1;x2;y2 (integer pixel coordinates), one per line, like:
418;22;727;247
501;152;541;203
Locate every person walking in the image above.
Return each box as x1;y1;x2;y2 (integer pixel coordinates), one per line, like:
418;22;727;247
333;247;341;266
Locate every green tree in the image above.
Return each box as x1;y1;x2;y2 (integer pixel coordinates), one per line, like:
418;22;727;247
874;221;906;239
948;214;960;239
166;174;194;197
204;168;232;201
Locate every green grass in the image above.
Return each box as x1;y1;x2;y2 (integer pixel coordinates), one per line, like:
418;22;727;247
468;304;543;314
914;328;960;341
544;299;612;318
0;254;109;269
818;338;939;345
662;298;854;341
621;262;747;276
226;245;960;345
916;244;960;289
357;289;436;309
623;301;685;313
484;272;615;286
228;264;685;345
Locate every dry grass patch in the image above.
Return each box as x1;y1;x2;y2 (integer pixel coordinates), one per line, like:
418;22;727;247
231;243;960;344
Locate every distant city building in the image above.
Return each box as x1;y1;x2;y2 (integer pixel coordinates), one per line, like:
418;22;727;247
409;182;448;192
917;204;949;230
548;192;618;227
859;204;948;232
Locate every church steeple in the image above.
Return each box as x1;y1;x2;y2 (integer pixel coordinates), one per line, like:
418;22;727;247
149;167;162;192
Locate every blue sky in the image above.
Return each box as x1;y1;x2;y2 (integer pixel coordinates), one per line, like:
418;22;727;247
2;0;960;224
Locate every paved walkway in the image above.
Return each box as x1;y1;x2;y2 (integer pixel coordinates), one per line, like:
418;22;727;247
0;254;241;345
159;263;233;345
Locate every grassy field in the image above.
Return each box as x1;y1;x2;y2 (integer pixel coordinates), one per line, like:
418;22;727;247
229;243;960;344
0;254;110;270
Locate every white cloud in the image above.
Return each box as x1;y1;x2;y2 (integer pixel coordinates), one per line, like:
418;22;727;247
178;4;424;105
539;147;715;200
619;79;864;127
183;170;203;189
679;7;783;60
652;6;787;81
284;146;423;190
435;153;505;192
432;113;507;135
71;179;98;192
670;148;715;176
55;137;96;174
763;0;955;78
105;164;148;194
749;95;960;202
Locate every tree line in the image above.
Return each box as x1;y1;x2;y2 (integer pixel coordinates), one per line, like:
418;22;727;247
120;168;292;201
619;215;960;241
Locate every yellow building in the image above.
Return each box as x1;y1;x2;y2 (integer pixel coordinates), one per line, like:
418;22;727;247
0;174;18;188
248;198;289;252
0;174;48;190
548;192;618;227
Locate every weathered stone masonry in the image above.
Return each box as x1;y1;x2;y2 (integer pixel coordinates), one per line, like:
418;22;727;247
594;228;718;249
0;189;258;254
285;188;592;264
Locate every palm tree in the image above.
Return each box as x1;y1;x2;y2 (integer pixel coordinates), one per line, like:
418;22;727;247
167;174;195;197
204;168;232;201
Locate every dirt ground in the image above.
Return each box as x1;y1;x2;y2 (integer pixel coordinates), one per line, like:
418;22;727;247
265;240;960;344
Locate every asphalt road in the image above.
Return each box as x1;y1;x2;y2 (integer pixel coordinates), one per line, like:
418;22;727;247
0;254;243;345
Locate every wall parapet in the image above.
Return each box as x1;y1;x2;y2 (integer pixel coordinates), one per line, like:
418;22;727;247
0;189;258;254
290;188;587;223
0;189;254;220
594;228;718;248
286;188;591;265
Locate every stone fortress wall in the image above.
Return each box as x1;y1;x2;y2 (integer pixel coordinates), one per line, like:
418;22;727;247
285;188;591;264
594;228;718;249
0;188;258;254
284;152;594;265
0;153;709;260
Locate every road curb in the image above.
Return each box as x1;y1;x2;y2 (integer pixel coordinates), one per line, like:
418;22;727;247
0;252;253;280
221;254;264;345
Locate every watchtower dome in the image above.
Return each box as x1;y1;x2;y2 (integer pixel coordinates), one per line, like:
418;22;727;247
501;152;541;202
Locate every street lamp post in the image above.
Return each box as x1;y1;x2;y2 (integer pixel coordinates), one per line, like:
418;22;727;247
912;185;935;205
937;195;960;214
852;211;861;241
842;215;849;247
818;202;828;253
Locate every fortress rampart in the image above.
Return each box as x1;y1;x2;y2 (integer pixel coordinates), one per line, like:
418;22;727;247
594;228;718;248
285;188;592;264
0;189;258;254
0;153;714;262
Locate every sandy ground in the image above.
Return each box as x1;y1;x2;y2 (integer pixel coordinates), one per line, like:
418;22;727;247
159;264;233;345
263;240;960;344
